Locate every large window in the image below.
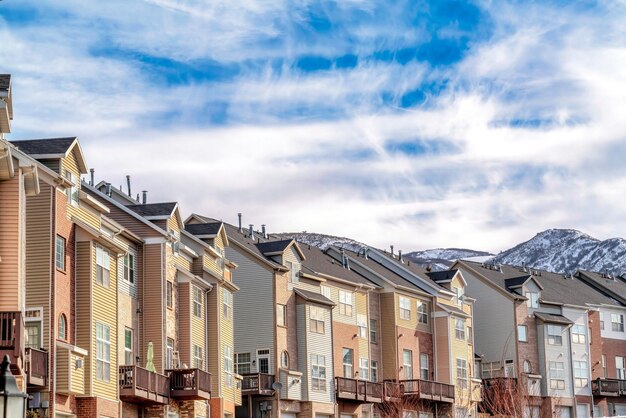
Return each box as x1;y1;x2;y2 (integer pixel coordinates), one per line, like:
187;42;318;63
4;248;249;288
55;235;65;270
286;261;300;284
572;324;587;344
359;358;369;380
455;319;465;340
193;285;203;318
310;306;325;334
611;314;624;332
417;301;428;324
518;325;528;342
224;345;233;387
399;297;411;320
357;314;368;338
549;361;565;390
525;292;539;308
124;328;133;365
223;288;233;320
370;319;377;343
547;325;563;345
311;354;327;391
371;361;378;382
573;360;589;388
96;245;110;287
403;350;413;379
276;304;287;327
342;348;353;377
617;356;625;379
456;358;468;389
339;290;353;316
123;253;135;284
235;352;251;375
96;323;111;382
420;353;429;380
193;345;203;369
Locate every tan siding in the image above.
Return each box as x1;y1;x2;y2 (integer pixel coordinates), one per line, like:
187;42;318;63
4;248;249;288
0;173;22;311
221;285;235;401
380;292;398;380
434;315;451;383
61;153;100;230
75;241;92;394
71;352;86;394
143;243;164;372
179;282;191;367
191;286;206;367
207;287;220;395
355;291;369;358
56;347;70;393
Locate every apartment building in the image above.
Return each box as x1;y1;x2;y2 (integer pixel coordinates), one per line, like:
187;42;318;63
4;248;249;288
455;261;625;418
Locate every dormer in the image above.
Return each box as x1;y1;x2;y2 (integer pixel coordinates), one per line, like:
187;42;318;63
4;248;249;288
256;239;305;284
0;74;13;136
505;275;544;309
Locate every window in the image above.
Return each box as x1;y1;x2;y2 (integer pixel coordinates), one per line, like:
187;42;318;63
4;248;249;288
96;323;111;382
224;346;233;387
235;353;251;375
547;325;563;345
518;325;528;342
124;328;133;365
166;281;173;308
403;350;413;379
611;314;624;332
320;285;331;299
343;348;354;377
55;235;65;270
602;355;606;378
276;304;287;327
574;360;589;388
403;412;417;418
417;301;428;324
286;261;300;284
257;349;270;373
123;253;135;284
171;230;180;256
359;358;369;380
339;290;353;316
523;360;531;373
58;314;67;340
572;324;587;344
453;286;464;305
65;170;79;207
357;314;368;338
193;345;203;369
370;319;377;343
166;338;174;369
371;361;378;382
310;306;325;334
467;326;472;343
281;351;289;368
525;292;539;308
549;361;565;390
455;319;465;340
600;312;605;330
311;354;326;391
96;246;110;287
420;353;429;380
399;297;411;320
617;356;625;379
193;285;203;318
25;322;41;349
456;358;468;389
223;288;233;320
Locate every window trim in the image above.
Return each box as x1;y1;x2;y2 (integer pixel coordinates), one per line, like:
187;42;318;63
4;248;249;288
420;353;429;380
124;327;133;365
357;314;368;338
525;291;539;308
96;322;111;382
309;305;325;334
55;235;66;271
370;319;377;343
339;290;354;316
58;314;67;341
193;344;204;370
276;304;287;327
518;325;528;342
223;288;233;320
342;348;354;378
192;285;203;318
417;301;428;324
235;352;251;375
611;313;625;332
547;324;563;345
166;281;173;309
456;358;468;389
95;245;111;288
311;354;327;391
403;349;413;379
399;296;411;321
224;345;234;387
359;357;370;381
123;252;135;284
455;318;465;340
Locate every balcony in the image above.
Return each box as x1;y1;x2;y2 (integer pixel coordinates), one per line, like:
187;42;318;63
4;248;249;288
0;311;24;373
400;379;455;403
241;373;275;396
25;347;48;388
167;368;211;401
383;381;403;402
592;378;625;397
119;365;170;405
335;377;383;403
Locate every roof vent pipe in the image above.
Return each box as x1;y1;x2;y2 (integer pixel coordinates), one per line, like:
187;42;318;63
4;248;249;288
261;224;267;239
238;213;242;233
398;250;403;263
105;182;111;196
390;245;394;256
142;190;147;204
89;168;94;186
341;249;347;268
136;193;140;202
126;175;132;197
249;224;254;240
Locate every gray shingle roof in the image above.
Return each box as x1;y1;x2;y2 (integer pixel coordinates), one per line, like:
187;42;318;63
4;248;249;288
578;270;626;303
376;250;450;291
427;270;458;283
10;137;76;155
0;75;10;92
294;288;335;306
504;275;533;290
534;312;573;325
126;202;177;218
297;244;376;287
256;240;293;255
185;222;222;236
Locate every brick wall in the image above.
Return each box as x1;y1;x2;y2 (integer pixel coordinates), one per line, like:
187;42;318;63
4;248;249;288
76;396;119;418
515;301;540;376
396;325;433;381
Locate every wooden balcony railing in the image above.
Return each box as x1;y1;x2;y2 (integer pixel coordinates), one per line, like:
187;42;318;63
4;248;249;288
241;373;275;396
335;377;383;403
167;368;212;400
119;365;170;405
400;379;455;403
0;312;24;373
383;380;404;402
592;378;624;397
25;347;48;387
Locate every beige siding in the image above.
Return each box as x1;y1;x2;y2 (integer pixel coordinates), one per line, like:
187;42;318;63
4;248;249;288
221;285;235;402
61;152;100;230
0;173;22;311
56;347;70;393
143;243;164;372
355;291;369;358
71;352;86;394
380;292;397;380
179;282;192;367
75;242;92;394
207;286;220;395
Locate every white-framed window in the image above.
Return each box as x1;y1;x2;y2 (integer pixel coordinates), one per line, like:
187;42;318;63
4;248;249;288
370;319;377;343
572;324;587;344
310;305;325;334
224;345;233;387
276;304;287;327
166;338;174;369
65;170;79;207
96;245;110;287
193;344;203;369
192;285;203;318
55;235;65;270
171;230;180;256
124;327;133;365
417;301;428;324
281;351;289;368
455;318;465;340
359;358;369;380
617;356;625;379
311;354;326;391
600;312;605;330
357;314;368;338
453;286;464;305
525;292;539;308
342;348;353;377
403;349;413;379
371;360;378;382
467;325;472;343
523;360;532;373
602;354;606;378
235;352;251;375
223;288;233;320
549;361;565;390
456;358;468;389
166;281;173;308
573;360;588;387
58;314;67;340
611;314;624;332
96;322;111;382
399;296;411;320
547;325;563;345
518;325;528;342
420;353;429;380
123;252;135;284
339;290;353;316
286;261;300;284
320;285;331;299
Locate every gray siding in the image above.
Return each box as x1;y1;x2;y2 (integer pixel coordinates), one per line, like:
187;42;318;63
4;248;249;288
301;303;334;403
539;322;574;398
563;307;591;397
297;304;308;397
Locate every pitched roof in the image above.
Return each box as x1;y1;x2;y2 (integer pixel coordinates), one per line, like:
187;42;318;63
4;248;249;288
297;244;377;287
294;288;335;306
0;75;10;92
11;137;77;155
185;222;223;236
534;312;573;325
256;240;294;255
577;270;626;304
375;250;450;292
126;202;178;218
427;269;458;283
504;275;534;290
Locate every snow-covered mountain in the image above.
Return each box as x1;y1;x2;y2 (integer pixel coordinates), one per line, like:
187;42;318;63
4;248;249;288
272;232;366;252
493;228;626;275
404;248;494;271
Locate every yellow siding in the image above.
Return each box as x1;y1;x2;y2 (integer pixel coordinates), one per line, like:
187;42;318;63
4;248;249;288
395;293;431;334
71;352;86;394
221;285;235;401
56;347;69;393
191;286;206;366
380;292;397;380
167;215;180;233
179;282;191;367
61;152;100;230
214;232;225;252
0;173;22;311
143;244;164;372
207;286;220;395
355;291;369;358
75;242;92;394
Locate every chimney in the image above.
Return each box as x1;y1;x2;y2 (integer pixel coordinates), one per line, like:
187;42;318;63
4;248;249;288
390;245;394;256
249;224;254;240
398;250;403;263
126;175;132;197
136;193;140;202
142;190;147;204
261;224;267;239
105;182;112;196
238;213;242;233
89;168;94;186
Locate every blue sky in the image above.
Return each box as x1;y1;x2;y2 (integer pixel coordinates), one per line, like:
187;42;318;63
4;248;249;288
1;0;626;251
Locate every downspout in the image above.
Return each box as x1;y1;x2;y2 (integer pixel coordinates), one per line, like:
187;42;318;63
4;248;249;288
51;187;57;418
205;285;213;416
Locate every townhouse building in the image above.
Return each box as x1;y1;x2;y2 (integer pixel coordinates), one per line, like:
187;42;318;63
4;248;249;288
454;261;626;418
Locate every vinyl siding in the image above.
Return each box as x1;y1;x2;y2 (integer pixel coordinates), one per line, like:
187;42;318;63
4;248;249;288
61;151;100;230
71;352;86;394
118;245;137;298
143;243;164;372
56;347;70;393
380;292;398;380
207;285;220;395
434;315;450;383
0;172;23;311
179;282;192;367
297;304;308;397
301;302;334;403
284;247;317;293
221;285;235;401
75;242;92;394
355;291;369;359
